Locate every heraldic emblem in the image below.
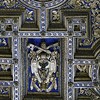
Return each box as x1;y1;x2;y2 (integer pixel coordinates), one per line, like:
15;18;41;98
27;39;60;92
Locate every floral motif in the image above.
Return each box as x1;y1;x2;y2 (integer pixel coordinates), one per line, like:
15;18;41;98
94;29;100;38
78;88;100;100
25;9;34;21
0;87;9;94
52;10;60;22
0;38;7;46
3;0;15;8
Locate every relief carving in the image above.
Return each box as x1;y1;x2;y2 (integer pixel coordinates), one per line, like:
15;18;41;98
27;41;59;92
74;65;92;81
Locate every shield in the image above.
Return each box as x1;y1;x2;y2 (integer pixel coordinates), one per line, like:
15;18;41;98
38;61;49;82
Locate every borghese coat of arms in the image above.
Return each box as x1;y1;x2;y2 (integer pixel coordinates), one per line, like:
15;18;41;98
27;39;60;92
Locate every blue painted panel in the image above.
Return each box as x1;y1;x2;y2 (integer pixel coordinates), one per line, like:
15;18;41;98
79;38;97;48
28;38;60;93
0;38;8;47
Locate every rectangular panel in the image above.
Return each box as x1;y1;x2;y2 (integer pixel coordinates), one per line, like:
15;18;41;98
0;87;11;100
0;64;13;80
0;38;12;58
22;38;67;100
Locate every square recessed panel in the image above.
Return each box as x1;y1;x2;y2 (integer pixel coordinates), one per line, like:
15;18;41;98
74;65;91;82
0;87;11;100
6;25;12;31
0;64;13;80
62;9;91;37
74;25;80;31
0;38;12;58
22;38;66;100
75;88;92;100
66;17;87;35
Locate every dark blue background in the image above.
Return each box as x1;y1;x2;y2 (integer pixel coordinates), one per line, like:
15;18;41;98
28;38;60;93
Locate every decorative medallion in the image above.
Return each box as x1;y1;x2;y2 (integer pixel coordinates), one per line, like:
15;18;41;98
20;0;69;9
35;0;52;2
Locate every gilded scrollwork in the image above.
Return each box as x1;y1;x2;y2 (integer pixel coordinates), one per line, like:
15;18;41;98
78;38;93;46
